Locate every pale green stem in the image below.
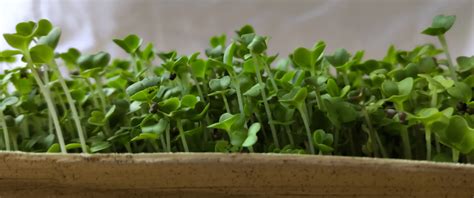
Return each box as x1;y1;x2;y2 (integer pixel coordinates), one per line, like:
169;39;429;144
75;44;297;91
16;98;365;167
28;64;67;153
284;125;295;146
438;35;457;81
84;79;100;109
297;104;315;154
166;124;171;152
94;77;112;136
11;134;18;150
160;134;167;152
221;93;231;113
234;83;245;115
0;111;11;151
253;54;280;148
400;128;412;159
425;127;432;161
452;149;460;162
374;129;388;158
94;77;108;112
362;107;379;157
262;61;278;92
176;119;189;152
50;60;88;153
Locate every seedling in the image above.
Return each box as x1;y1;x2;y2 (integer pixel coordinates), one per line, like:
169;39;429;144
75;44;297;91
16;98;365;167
0;15;472;164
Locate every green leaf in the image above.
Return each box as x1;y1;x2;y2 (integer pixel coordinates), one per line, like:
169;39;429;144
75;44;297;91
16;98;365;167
279;87;308;108
432;116;474;154
422;15;456;36
0;96;19;111
224;42;236;66
456;56;474;72
59;48;81;66
397;77;414;96
229;128;246;146
87;106;116;126
142;119;168;134
131;133;158;142
180;95;199;108
126;77;161;96
37;27;61;49
248;35;267;54
0;98;17;112
312;129;334;153
326;78;340;97
326;48;350;67
323;97;358;125
209;76;231;91
158;97;180;114
243;83;264;97
47;143;60;153
92;52;111;67
292;47;313;69
29;44;54;64
15;21;35;36
236;25;255;36
447;82;472;102
130;87;157;102
191;59;207;79
208;113;240;132
242;123;261;147
66;143;83;150
3;33;31;50
129;101;143;113
113;34;143;54
33;19;53;37
90;141;111;153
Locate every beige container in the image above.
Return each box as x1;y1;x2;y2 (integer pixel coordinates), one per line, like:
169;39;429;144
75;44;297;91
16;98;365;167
0;152;473;197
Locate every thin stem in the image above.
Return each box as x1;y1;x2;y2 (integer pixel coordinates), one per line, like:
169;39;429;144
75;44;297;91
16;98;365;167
284;125;295;146
176;119;189;152
234;83;245;115
28;65;67;153
362;107;379;157
430;91;441;155
124;142;132;153
84;79;100;108
262;60;278;92
248;146;254;153
221;93;231;113
452;149;460;162
400;128;412;159
160;134;167;152
94;77;108;112
11;134;18;151
425;127;432;161
94;77;112;136
314;86;324;110
435;135;441;153
0;111;11;151
431;92;438;108
252;54;280;148
374;129;388;158
50;60;88;153
166;124;171;152
438;35;457;81
297;104;315;154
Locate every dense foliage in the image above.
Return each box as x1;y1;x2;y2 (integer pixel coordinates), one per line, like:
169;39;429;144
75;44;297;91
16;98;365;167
0;15;473;163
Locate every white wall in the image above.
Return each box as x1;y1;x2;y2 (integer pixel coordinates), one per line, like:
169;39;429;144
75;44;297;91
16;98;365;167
0;0;473;69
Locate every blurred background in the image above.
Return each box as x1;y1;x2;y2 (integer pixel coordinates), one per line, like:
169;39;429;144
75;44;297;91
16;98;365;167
0;0;473;69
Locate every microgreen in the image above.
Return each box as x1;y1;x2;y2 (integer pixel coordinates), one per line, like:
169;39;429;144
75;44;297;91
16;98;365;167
0;16;473;163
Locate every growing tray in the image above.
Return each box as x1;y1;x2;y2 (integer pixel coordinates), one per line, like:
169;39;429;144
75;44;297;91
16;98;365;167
0;152;473;197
